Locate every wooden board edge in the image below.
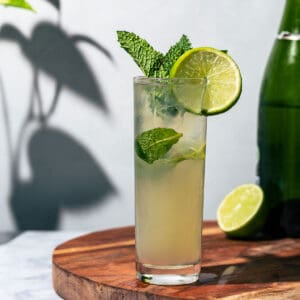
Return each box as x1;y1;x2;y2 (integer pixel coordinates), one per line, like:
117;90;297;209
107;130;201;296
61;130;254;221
52;262;174;300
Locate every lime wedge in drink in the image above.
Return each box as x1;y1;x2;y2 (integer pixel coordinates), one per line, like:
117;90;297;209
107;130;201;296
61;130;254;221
170;47;242;115
217;184;266;238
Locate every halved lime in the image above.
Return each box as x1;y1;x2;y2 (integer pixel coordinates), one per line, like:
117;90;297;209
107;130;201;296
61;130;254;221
170;47;242;115
217;184;265;238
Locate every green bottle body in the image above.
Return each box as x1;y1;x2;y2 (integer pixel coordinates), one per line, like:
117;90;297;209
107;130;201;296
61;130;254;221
258;0;300;237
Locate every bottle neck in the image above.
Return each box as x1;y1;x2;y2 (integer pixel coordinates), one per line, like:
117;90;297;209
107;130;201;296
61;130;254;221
279;0;300;34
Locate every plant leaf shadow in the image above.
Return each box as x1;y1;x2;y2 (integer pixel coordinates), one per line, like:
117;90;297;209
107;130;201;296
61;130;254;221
0;19;117;230
200;253;300;285
0;21;113;115
45;0;60;11
10;127;117;230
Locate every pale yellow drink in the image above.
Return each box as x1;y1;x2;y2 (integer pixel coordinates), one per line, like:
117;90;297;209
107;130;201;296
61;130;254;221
135;159;205;266
134;77;207;285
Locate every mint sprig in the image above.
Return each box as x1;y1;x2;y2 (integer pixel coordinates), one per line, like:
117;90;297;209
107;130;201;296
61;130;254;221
117;31;192;78
155;35;192;77
135;128;183;164
117;31;163;77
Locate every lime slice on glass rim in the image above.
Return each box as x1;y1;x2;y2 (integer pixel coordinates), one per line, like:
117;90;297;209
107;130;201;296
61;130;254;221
170;47;242;115
217;184;266;238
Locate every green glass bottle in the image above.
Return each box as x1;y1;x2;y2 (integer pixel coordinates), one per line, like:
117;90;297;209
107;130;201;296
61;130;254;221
258;0;300;237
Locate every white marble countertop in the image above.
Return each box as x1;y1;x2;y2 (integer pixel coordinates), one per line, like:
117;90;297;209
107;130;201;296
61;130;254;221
0;231;87;300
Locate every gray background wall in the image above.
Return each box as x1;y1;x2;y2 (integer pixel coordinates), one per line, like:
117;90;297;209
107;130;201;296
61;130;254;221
0;0;284;230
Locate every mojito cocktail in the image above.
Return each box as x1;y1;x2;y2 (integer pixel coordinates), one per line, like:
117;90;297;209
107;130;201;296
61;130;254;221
134;77;207;285
117;31;242;286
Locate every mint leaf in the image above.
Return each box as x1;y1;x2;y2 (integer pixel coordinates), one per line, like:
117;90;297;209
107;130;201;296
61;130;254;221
155;35;192;77
117;31;163;77
135;128;183;164
116;32;192;78
1;0;34;11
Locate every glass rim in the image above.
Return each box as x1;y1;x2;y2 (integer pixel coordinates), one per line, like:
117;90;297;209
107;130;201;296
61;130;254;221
133;76;207;85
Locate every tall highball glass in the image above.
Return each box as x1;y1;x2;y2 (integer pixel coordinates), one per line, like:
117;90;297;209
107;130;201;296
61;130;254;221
134;77;207;285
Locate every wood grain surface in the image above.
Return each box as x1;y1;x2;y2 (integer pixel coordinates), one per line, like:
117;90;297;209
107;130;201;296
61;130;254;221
52;221;300;299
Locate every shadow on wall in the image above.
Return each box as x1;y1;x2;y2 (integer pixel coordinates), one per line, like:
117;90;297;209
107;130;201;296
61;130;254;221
11;127;116;230
0;2;117;230
45;0;60;10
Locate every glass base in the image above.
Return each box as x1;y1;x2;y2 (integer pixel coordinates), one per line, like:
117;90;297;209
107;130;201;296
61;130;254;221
136;262;200;285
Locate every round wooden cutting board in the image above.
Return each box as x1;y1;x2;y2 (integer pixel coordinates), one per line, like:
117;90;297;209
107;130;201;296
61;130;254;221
52;221;300;299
